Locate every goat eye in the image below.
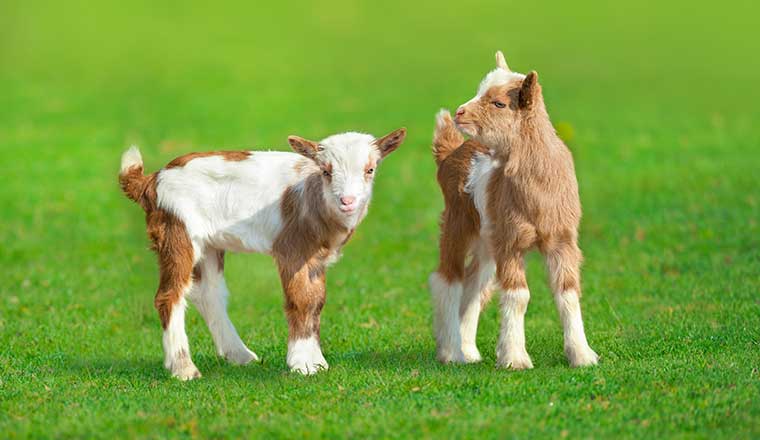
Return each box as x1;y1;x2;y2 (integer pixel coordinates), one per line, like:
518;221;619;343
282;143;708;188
493;101;506;109
322;170;331;177
366;168;374;174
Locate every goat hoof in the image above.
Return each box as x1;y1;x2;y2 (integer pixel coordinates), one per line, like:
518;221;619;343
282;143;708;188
566;345;599;367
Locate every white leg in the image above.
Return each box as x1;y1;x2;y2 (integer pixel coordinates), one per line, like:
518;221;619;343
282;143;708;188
287;335;328;375
163;296;202;380
496;288;533;370
187;256;258;365
459;241;495;363
429;272;465;363
555;290;598;367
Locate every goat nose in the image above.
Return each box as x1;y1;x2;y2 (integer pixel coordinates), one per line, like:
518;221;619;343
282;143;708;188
340;196;356;206
455;107;465;116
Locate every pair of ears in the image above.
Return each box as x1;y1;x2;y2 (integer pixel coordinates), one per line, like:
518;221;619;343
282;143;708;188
287;128;407;161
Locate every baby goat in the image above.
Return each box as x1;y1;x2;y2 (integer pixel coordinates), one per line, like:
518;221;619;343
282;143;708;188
119;128;406;379
430;51;598;369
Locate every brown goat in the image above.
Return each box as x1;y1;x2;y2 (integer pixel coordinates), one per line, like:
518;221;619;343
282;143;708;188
430;51;598;369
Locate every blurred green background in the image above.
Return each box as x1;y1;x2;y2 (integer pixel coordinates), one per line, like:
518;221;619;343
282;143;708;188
1;1;759;438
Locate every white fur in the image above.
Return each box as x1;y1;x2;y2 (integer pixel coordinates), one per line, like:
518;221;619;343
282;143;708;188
465;152;500;235
429;272;465;363
554;290;598;367
186;254;258;365
120;145;142;171
162;296;202;380
157;152;296;255
314;132;380;226
287;336;328;375
459;239;495;363
496;288;533;370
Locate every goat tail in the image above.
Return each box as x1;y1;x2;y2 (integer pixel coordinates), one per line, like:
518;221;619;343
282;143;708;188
432;109;464;165
119;146;152;211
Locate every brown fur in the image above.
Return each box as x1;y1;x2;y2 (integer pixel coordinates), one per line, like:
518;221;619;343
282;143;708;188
165;151;251;169
436;70;584;296
272;172;351;341
434;140;489;282
120;159;195;329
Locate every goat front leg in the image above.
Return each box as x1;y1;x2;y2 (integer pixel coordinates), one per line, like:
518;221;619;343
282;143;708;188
494;251;533;370
278;259;328;375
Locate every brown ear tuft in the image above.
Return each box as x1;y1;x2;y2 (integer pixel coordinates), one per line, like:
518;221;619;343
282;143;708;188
518;71;538;109
374;127;407;158
288;135;321;160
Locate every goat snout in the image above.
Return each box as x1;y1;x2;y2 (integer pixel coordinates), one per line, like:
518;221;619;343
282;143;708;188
339;196;357;213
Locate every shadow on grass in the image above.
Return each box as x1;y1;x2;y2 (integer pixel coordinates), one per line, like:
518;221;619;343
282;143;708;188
59;353;288;382
54;342;574;383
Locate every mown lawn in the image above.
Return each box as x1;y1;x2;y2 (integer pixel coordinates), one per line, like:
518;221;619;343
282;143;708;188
1;1;759;438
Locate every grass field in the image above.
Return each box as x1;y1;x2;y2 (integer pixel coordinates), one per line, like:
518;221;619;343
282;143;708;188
2;1;759;438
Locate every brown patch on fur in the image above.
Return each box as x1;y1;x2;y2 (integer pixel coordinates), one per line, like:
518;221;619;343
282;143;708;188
434;140;489;282
216;250;225;272
120;162;195;329
273;172;351;341
192;250;224;283
364;161;377;181
165;151;251;169
374;128;407;159
288;136;322;160
148;207;195;329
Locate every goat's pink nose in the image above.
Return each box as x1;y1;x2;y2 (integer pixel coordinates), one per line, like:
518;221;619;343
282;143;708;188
456;107;466;116
340;196;356;206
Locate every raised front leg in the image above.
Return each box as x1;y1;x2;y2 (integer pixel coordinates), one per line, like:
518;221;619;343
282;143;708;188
277;258;328;375
544;241;598;367
494;251;533;370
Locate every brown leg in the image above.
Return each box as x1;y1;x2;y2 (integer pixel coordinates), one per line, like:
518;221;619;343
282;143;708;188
151;212;200;380
543;239;598;367
277;257;328;375
430;208;478;363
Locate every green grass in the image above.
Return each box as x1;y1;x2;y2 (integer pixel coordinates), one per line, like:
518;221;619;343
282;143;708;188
2;0;759;438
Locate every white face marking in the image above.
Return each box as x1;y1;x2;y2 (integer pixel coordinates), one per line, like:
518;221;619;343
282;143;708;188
462;68;526;107
315;132;380;220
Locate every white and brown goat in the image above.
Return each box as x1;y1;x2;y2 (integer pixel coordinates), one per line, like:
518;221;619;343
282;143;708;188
430;51;598;368
119;129;406;379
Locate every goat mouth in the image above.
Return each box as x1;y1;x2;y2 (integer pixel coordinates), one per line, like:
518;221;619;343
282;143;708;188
455;122;478;135
339;204;357;214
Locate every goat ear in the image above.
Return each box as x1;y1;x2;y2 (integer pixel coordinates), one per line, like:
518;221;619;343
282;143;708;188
288;135;322;159
374;128;407;159
518;71;538;109
495;51;510;71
